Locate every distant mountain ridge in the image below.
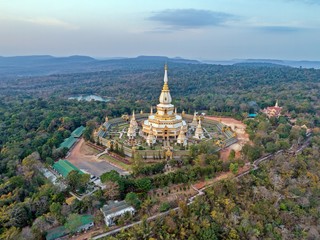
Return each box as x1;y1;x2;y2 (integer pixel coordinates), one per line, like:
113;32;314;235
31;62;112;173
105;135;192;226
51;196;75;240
0;55;319;78
203;59;320;69
0;55;200;77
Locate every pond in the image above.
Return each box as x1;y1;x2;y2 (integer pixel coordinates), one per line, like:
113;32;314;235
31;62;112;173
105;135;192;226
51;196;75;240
68;95;110;102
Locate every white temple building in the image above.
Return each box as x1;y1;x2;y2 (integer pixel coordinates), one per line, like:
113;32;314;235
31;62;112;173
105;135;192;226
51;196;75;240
127;111;138;138
194;120;205;139
177;126;187;146
190;112;198;127
129;110;138;130
142;65;188;141
146;126;156;146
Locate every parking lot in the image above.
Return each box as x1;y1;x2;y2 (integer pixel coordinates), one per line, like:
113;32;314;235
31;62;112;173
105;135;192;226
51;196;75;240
66;138;127;177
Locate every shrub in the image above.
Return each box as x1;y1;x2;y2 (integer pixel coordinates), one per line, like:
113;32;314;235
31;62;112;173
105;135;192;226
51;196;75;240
159;202;170;212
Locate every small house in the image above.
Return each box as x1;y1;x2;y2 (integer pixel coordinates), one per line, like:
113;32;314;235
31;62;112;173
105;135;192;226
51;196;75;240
100;200;135;226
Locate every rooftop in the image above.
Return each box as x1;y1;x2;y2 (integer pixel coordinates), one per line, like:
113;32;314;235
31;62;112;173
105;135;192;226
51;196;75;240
46;214;94;240
46;226;68;240
71;126;85;138
52;159;83;178
59;136;77;149
101;200;134;216
79;214;94;226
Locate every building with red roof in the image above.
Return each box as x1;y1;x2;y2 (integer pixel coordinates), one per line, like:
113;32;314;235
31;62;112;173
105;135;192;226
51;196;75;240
261;100;283;118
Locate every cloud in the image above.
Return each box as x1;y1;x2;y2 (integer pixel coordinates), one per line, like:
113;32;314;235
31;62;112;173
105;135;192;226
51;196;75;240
147;9;235;30
0;16;78;30
257;25;303;33
24;17;78;30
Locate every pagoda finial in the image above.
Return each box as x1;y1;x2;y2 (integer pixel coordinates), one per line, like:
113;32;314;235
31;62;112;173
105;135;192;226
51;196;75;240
163;64;168;85
132;110;135;119
175;107;177;114
275;99;279;107
150;106;153;115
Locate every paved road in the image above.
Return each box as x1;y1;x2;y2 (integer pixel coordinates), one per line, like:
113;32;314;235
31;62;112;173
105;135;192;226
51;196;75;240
93;136;312;239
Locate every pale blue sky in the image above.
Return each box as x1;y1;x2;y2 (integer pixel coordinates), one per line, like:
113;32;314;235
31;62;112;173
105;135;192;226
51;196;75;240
0;0;319;60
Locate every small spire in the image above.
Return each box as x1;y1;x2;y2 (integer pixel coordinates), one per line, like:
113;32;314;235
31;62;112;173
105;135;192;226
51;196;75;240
150;106;153;115
275;99;279;107
163;64;168;85
175;107;177;114
132;110;135;119
193;111;197;120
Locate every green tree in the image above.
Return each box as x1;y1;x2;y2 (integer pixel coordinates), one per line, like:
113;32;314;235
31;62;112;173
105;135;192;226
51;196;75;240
125;192;141;209
229;163;239;174
265;142;277;153
132;152;143;175
100;170;121;183
9;204;30;228
66;170;90;192
228;149;236;160
135;178;152;193
49;202;62;220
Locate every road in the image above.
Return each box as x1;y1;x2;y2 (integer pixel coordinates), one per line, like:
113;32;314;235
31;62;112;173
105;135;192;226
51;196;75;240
92;136;312;239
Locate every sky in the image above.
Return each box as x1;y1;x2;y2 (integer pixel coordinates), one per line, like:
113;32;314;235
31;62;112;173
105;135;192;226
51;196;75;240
0;0;320;60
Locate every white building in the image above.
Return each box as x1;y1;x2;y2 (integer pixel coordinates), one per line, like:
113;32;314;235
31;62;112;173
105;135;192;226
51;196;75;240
194;119;205;139
142;64;187;140
101;200;135;226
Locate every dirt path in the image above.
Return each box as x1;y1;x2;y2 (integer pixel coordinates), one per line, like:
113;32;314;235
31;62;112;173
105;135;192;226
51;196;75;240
193;164;251;191
66;138;125;176
205;116;251;160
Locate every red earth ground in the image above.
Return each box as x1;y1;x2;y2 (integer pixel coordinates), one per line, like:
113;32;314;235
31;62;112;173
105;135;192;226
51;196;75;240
205;116;251;161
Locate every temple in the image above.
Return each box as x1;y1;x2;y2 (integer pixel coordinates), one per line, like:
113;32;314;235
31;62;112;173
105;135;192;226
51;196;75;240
261;100;283;118
92;64;243;161
141;65;187;141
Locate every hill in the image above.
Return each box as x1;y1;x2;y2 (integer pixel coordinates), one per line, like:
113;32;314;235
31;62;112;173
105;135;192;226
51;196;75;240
204;59;320;69
0;55;200;77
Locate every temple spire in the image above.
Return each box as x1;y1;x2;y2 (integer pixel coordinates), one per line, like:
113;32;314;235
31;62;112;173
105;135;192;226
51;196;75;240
275;99;279;107
159;64;172;104
150;106;153;115
164;64;168;84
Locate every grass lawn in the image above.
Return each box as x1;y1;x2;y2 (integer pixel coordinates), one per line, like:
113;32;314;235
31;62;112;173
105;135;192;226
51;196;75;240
99;154;132;171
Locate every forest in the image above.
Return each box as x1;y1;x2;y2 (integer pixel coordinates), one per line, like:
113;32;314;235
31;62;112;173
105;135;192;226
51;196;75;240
0;59;320;239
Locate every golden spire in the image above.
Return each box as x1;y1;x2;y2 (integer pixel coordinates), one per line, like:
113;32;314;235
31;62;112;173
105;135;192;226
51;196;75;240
162;64;169;91
162;83;169;91
159;64;172;104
